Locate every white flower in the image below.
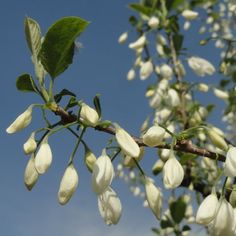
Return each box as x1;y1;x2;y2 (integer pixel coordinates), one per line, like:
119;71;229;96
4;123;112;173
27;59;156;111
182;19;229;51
24;155;39;191
98;187;122;225
152;159;164;175
118;32;128;44
209;198;235;236
208;128;228;151
145;179;162;220
80;103;99;127
127;69;135;81
213;88;229;101
23;132;37;155
92;149;114;195
84;150;97;172
224;147;236;177
196;191;218;225
198;83;209;92
129;35;146;50
163;152;184;189
58;164;79;205
160;64;173;79
114;123;140;158
166;89;180;107
140;61;153;80
188;57;215;77
143;125;166;147
184;21;191;30
182;10;199;20
6;105;33;134
122;147;144;168
34;137;52;174
148;16;159;29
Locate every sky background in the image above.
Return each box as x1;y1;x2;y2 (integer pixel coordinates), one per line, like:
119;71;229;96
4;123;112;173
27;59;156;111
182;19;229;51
0;0;225;236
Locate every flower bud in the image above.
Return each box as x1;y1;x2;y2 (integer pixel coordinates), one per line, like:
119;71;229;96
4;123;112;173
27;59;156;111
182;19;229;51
148;16;159;29
198;83;209;92
123;147;144;168
160;64;173;79
34;137;52;174
80;103;99;127
118;32;128;44
213;88;229;101
129;35;146;50
24;155;39;191
230;187;236;208
127;69;135;81
196;190;218;225
188;57;215;77
92;149;114;195
142;125;166;147
58;164;79;205
98;187;122;225
224;147;236;177
84;149;97;172
145;178;162;220
208;128;228;151
182;10;199;20
152;159;164;175
209;198;234;236
140;61;153;80
163;152;184;189
6;105;33;134
23;132;37;155
114;123;140;158
166;89;180;107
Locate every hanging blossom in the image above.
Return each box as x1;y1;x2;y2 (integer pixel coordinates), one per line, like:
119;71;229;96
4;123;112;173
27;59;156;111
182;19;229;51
92;149;114;195
142;125;166;147
23;132;37;155
80;103;99;127
34;137;52;174
162;151;184;189
118;32;128;44
114;123;140;158
224;146;236;177
98;187;122;225
208;127;228;151
148;16;159;29
140;61;153;80
145;178;162;220
6;105;33;134
187;56;215;77
24;155;39;191
182;10;199;20
129;35;146;50
58;164;79;205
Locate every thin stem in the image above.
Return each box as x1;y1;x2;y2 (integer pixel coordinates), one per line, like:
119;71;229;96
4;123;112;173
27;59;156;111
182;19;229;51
111;148;121;162
133;158;145;176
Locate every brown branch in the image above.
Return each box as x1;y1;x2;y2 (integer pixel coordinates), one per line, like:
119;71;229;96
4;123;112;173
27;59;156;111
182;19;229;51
54;105;226;162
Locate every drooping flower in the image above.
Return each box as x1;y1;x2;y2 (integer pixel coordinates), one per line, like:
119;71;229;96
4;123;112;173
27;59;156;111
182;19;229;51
92;149;114;195
118;32;128;44
114;123;140;158
80;103;99;127
166;89;180;107
160;64;173;79
34;137;52;174
182;10;199;20
122;147;144;168
98;187;122;225
213;88;229;101
127;69;135;81
24;155;39;191
224;147;236;177
140;61;153;80
84;149;97;172
23;132;37;155
148;16;159;29
58;164;79;205
142;125;166;147
209;198;235;236
145;178;162;220
6;105;33;134
208;128;228;151
188;57;215;77
163;151;184;189
196;190;218;225
152;159;164;175
129;35;146;50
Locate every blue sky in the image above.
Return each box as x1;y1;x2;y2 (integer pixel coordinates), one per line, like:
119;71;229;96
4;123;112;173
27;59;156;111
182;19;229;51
0;0;224;235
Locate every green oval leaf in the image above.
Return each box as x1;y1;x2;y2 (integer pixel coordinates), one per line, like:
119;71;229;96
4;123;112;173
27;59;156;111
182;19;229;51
16;74;37;92
39;16;89;79
170;198;187;224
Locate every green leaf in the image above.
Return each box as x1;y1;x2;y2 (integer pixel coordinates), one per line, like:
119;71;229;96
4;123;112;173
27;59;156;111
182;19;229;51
151;228;160;235
93;94;101;118
24;17;42;57
129;3;153;16
160;219;173;229
39;17;89;79
16;74;37;93
170;198;187;224
98;120;112;128
65;96;78;110
54;89;76;103
173;34;183;53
